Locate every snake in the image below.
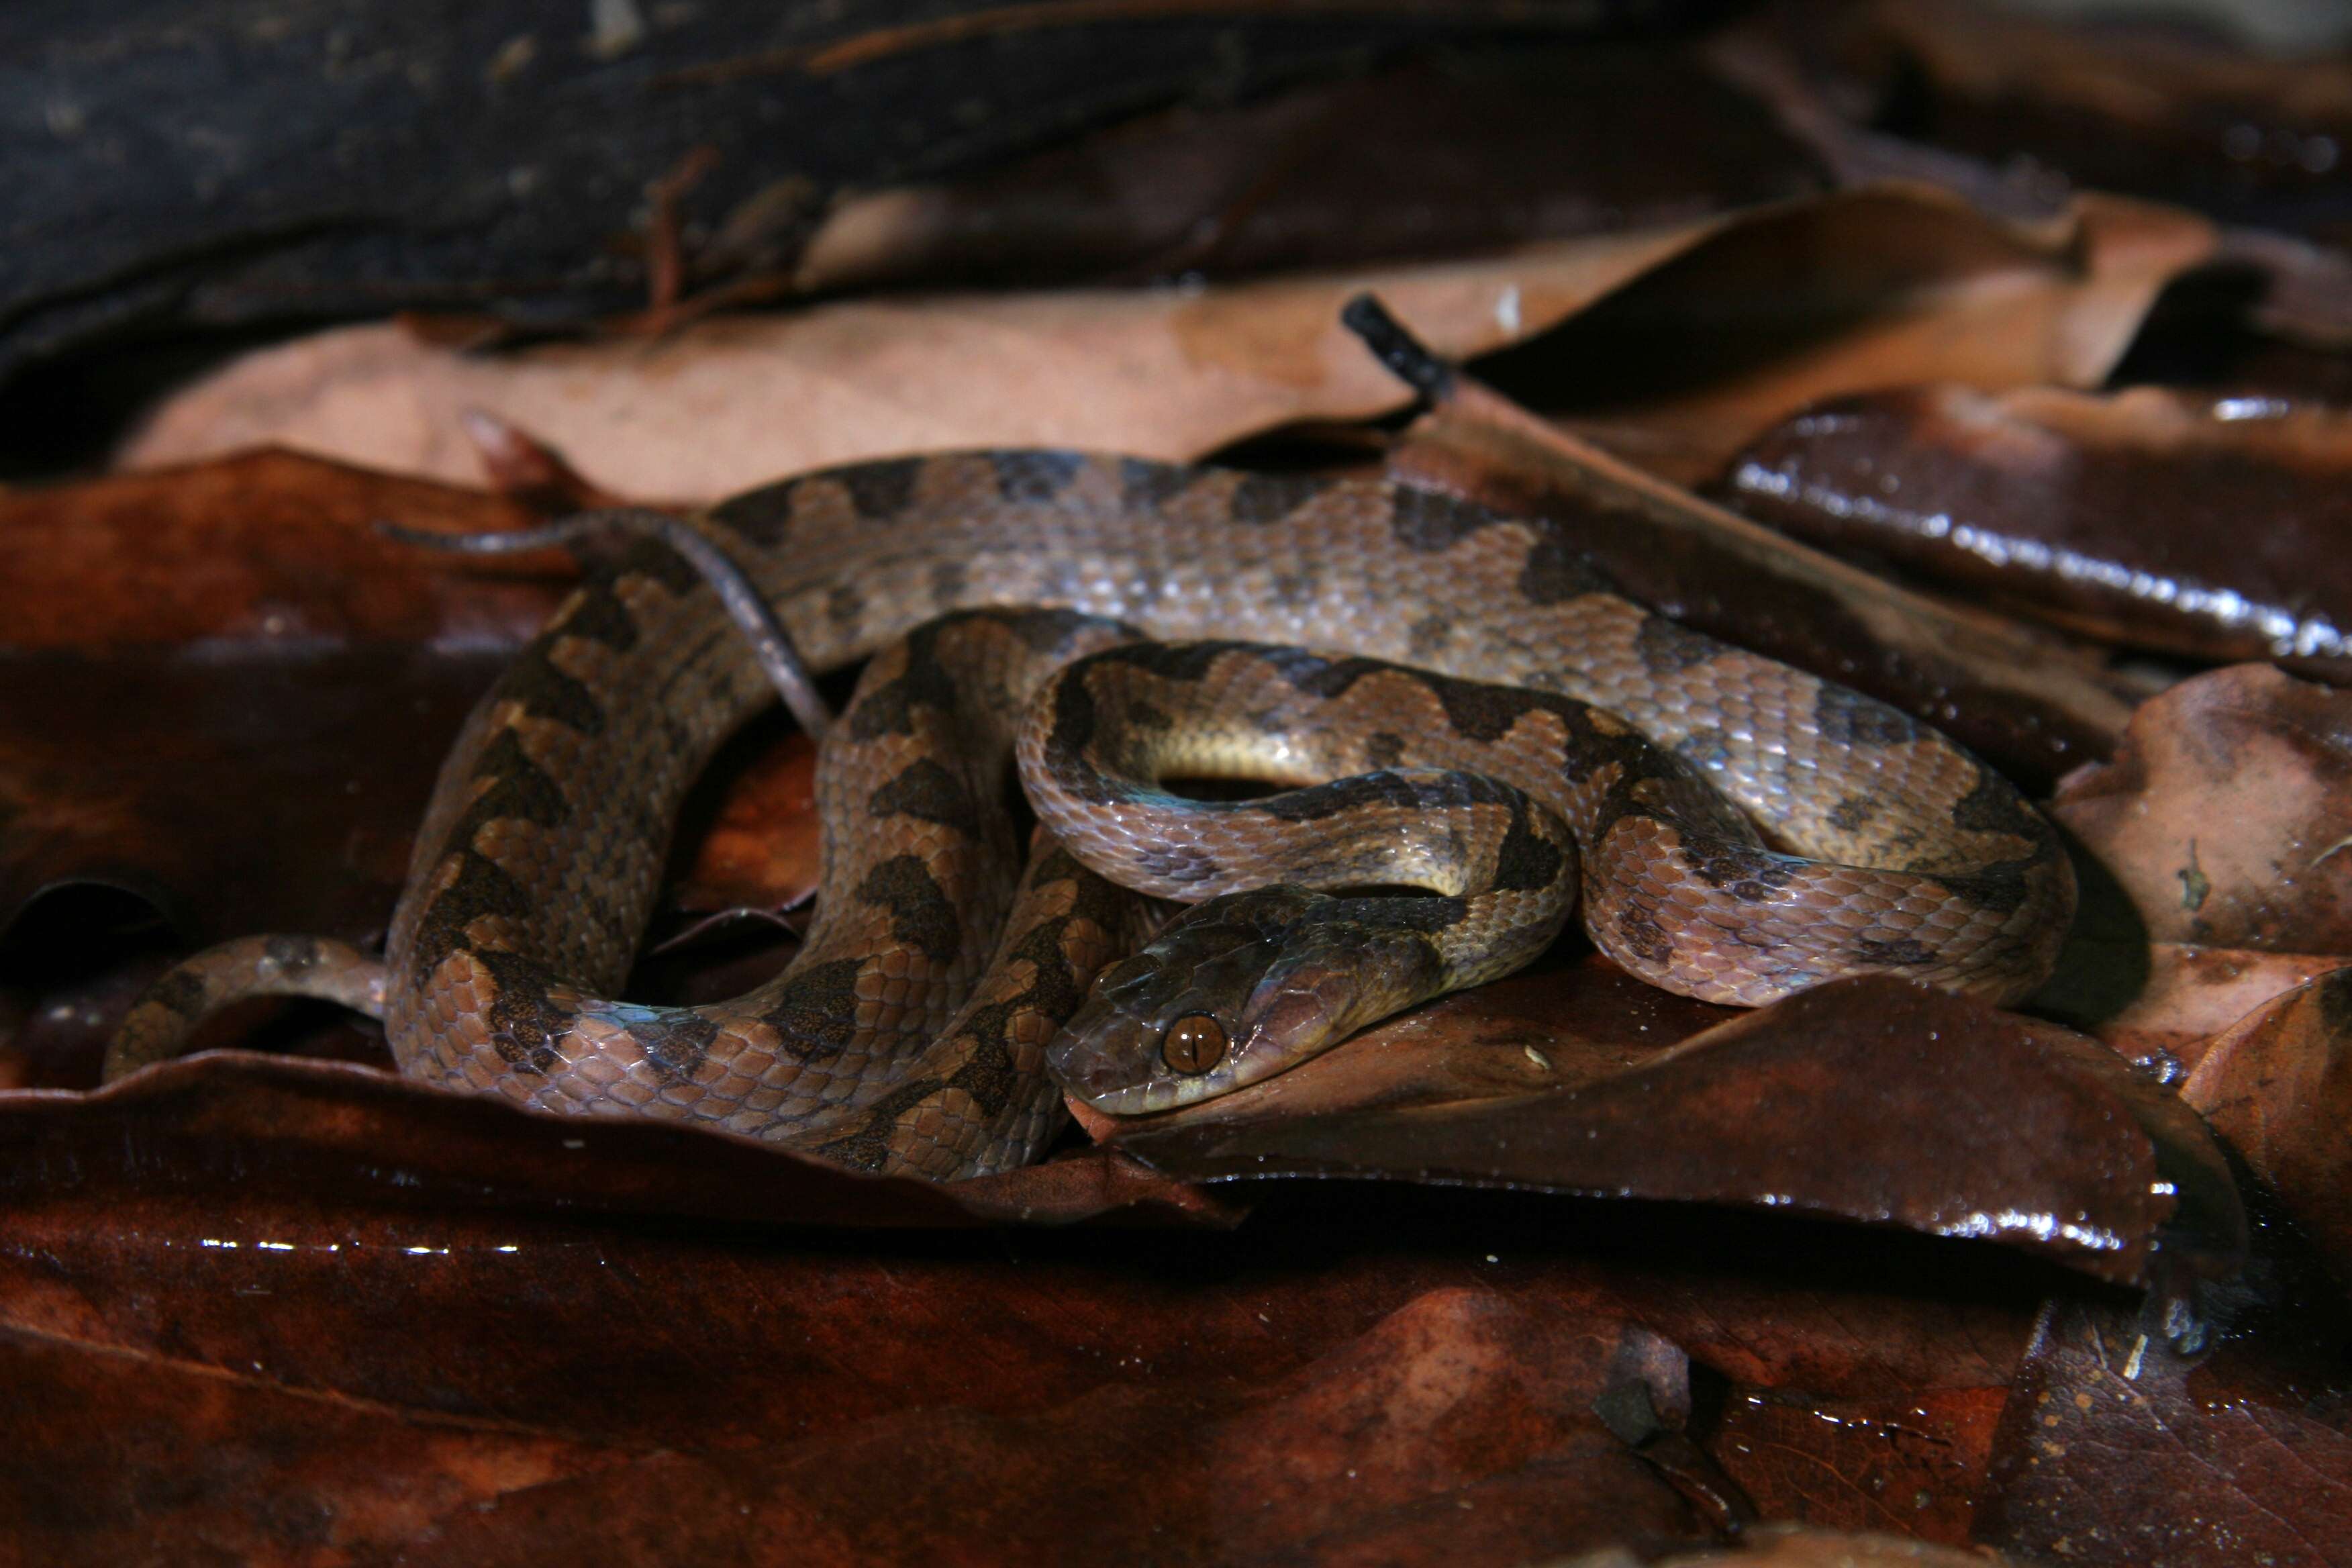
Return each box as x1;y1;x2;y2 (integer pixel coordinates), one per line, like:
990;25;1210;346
105;450;2077;1178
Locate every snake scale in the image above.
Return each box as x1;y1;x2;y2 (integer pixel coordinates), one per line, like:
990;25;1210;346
107;450;2075;1178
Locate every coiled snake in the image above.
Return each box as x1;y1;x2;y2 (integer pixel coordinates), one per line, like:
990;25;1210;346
107;451;2075;1178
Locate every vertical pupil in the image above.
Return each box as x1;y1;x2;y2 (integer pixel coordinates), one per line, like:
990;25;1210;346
1162;1014;1228;1074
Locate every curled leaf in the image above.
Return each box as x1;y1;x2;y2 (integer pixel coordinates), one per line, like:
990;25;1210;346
2051;665;2352;953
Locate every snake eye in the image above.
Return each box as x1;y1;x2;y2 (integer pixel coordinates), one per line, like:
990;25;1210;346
1161;1014;1229;1075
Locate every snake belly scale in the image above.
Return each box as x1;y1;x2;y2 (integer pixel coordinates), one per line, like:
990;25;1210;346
107;450;2075;1179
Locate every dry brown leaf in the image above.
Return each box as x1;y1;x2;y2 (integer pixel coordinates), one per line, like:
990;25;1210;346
2180;969;2352;1289
119;187;2212;505
2050;664;2352;953
1506;190;2214;486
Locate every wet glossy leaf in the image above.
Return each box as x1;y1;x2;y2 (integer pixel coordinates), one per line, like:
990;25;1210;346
2051;664;2352;953
0;1105;2083;1567
1093;971;2244;1288
1718;385;2352;666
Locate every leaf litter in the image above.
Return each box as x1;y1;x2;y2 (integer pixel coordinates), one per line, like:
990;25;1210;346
11;16;2352;1559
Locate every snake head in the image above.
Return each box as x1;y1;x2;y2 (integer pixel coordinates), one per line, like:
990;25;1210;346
1049;885;1442;1114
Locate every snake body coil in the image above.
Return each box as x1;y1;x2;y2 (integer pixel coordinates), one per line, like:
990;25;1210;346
109;451;2075;1177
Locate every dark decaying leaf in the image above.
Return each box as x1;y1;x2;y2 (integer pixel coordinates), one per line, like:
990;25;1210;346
1574;1525;2026;1566
1;1093;2089;1568
1716;385;2352;667
0;1052;1226;1233
0;450;571;650
1379;369;2135;787
2051;664;2352;953
1818;0;2352;246
1975;1204;2352;1567
0;645;504;950
794;46;1825;293
1092;969;2244;1289
2180;969;2352;1293
0;452;576;950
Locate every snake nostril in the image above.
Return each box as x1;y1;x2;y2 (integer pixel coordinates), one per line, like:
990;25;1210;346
1161;1014;1228;1075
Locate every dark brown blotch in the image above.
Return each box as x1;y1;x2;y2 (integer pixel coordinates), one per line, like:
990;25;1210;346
448;730;571;846
1681;838;1801;903
1390;487;1506;552
1363;732;1406;769
549;581;640;652
989;450;1087;505
1853;936;1937;967
1118;457;1196;513
507;657;606;737
1134;843;1224;884
1949;767;2044;840
1827;793;1879;833
1490;799;1569;893
469;948;573;1075
409;852;538;979
869;757;982;838
826;583;866;629
1812;683;1926;748
1518;535;1609;605
1227;472;1324;526
1260;769;1431;824
144;968;209;1020
928;558;970;607
1634;616;1722;678
1406;613;1454;659
707;477;799;546
617;536;704;598
626;1010;720;1083
839;456;924;520
758;958;865;1059
1269;571;1319;607
846;623;963;740
1613;907;1675;965
856;855;965;965
1430;677;1561;745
